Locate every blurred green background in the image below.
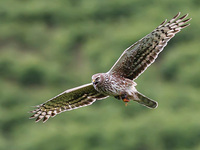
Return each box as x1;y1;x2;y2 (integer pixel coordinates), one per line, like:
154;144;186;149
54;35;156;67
0;0;200;150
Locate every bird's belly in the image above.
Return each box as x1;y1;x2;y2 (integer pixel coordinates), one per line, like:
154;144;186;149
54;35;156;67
95;75;136;97
104;82;130;96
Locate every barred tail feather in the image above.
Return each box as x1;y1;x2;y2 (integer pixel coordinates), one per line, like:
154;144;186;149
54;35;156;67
135;92;158;109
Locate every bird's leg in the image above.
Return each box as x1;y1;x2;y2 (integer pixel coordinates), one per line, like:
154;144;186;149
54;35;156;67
120;93;130;106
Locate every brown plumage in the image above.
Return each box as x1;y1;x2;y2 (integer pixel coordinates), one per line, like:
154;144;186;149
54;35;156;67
30;12;191;123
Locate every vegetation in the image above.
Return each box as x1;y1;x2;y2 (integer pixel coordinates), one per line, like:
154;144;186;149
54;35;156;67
0;0;199;150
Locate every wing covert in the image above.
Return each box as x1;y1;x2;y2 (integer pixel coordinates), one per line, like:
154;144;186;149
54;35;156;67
29;83;108;123
108;12;191;80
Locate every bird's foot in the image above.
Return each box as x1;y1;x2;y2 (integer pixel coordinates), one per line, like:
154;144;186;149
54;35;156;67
120;93;130;106
122;98;130;106
115;93;130;106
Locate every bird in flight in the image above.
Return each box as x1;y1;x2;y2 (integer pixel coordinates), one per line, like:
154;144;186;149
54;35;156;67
30;12;191;123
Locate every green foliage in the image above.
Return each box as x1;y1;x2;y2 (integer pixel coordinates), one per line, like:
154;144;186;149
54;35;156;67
0;0;199;150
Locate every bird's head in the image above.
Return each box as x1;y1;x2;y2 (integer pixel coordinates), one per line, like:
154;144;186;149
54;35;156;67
92;73;104;88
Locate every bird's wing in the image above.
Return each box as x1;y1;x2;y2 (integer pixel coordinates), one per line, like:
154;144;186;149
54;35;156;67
108;12;191;80
29;83;108;123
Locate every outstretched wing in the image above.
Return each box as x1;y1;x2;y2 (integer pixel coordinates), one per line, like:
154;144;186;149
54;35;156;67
29;83;108;123
108;12;191;80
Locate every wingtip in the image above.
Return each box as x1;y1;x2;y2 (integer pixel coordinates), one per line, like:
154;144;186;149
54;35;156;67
42;115;50;123
180;23;191;29
35;115;44;122
29;114;36;119
174;12;181;19
179;13;189;20
159;19;167;26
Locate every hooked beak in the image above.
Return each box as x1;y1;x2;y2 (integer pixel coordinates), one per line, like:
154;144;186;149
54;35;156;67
92;79;95;84
92;79;98;85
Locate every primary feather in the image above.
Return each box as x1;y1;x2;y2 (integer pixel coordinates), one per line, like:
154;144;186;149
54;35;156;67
29;83;108;123
109;12;191;80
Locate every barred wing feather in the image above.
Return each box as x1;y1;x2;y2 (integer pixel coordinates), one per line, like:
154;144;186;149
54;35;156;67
109;12;191;80
29;83;108;123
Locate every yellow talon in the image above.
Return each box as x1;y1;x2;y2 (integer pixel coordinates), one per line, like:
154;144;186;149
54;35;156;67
123;98;130;103
122;98;130;106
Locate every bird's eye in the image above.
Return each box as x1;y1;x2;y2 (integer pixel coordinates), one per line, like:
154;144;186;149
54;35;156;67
96;77;100;81
93;77;100;85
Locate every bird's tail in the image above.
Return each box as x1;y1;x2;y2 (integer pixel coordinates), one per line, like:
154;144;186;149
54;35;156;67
133;92;158;109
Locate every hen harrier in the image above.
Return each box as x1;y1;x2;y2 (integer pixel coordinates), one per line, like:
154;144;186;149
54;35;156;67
30;12;191;122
